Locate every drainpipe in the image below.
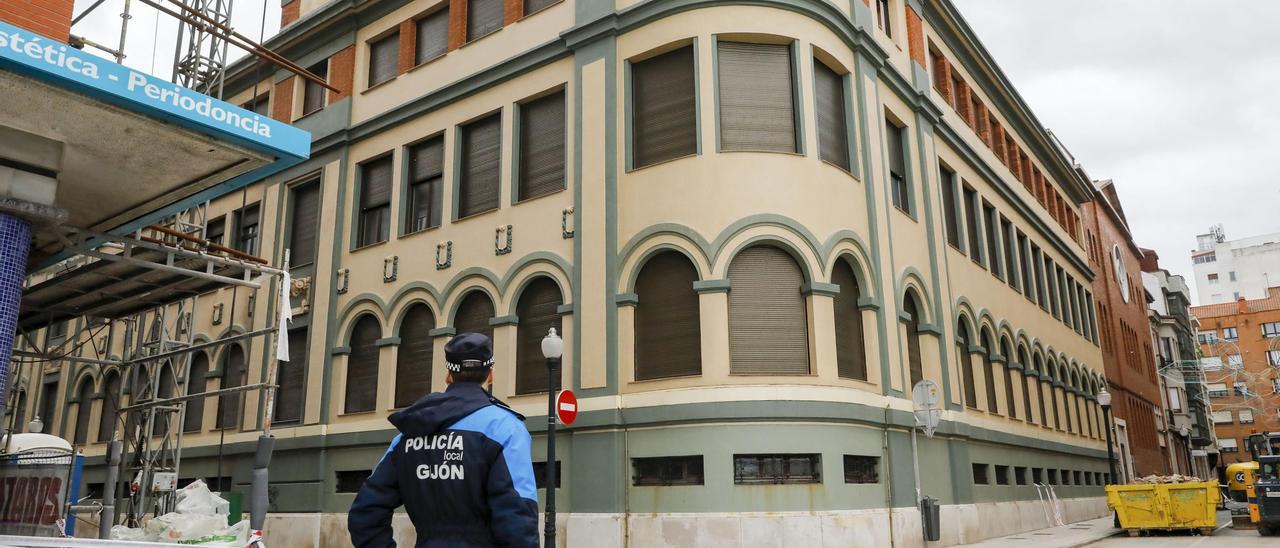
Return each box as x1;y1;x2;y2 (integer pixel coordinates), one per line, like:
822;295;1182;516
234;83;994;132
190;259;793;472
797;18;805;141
883;405;895;543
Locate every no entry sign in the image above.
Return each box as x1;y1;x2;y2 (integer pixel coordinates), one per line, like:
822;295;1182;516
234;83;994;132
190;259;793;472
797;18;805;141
556;390;578;425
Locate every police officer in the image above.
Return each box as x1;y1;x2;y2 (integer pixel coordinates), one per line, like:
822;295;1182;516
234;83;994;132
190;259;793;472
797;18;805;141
349;333;538;548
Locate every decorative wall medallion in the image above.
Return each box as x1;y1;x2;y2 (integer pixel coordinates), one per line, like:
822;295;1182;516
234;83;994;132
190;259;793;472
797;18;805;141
436;241;453;270
495;225;513;255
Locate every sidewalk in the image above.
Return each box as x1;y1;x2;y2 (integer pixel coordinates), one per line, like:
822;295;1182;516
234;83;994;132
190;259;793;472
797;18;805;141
956;515;1119;547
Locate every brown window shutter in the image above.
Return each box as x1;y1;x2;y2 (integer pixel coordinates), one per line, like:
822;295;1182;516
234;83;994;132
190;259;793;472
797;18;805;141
980;332;997;412
728;246;809;375
345;316;382;414
631;46;697;168
957;323;976;407
288;181;320;266
275;328;308;424
98;372;121;442
369;32;400;87
813;59;849;170
74;379;94;444
717;41;797;153
407;137;445;233
216;345;247;429
518;90;566;201
416;8;450;64
467;0;503;41
272;78;294;121
396;305;436;407
453;291;495;342
459;113;501;217
183;353;209;433
302;61;328;115
515;278;563;394
832;260;866;380
524;0;557;15
904;296;923;387
359;156;393;246
635;251;702;380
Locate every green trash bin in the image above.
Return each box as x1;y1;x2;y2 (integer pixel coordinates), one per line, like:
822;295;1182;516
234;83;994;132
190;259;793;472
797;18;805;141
222;491;243;526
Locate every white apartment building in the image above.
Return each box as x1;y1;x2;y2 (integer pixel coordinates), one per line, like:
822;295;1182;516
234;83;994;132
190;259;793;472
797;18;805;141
1192;226;1280;305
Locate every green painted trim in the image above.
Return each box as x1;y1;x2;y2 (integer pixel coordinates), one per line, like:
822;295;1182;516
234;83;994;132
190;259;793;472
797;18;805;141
711;34;721;152
692;279;731;294
852;51;894;400
990;355;1006;364
489;315;519;327
428;327;457;338
375;337;400;347
331;346;351;355
556;303;575;315
800;281;840;296
856;296;881;310
614;293;639;306
789;40;806;156
918;323;943;336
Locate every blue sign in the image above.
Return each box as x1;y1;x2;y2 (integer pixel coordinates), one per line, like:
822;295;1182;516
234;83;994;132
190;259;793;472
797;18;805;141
0;21;309;160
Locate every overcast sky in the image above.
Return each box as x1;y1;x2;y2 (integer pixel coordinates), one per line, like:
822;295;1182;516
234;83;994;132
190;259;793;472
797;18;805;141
952;0;1280;304
67;1;1277;303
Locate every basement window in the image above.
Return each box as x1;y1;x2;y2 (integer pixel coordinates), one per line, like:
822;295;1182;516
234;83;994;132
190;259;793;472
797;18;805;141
843;455;880;484
733;454;821;485
335;470;371;493
972;463;989;485
533;461;561;489
1014;466;1028;485
995;465;1009;485
632;456;704;486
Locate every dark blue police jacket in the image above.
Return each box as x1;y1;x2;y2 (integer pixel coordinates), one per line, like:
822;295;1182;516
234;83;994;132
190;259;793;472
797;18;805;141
348;382;539;548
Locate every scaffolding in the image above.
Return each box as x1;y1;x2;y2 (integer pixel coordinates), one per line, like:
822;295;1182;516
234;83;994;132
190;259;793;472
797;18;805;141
5;209;288;537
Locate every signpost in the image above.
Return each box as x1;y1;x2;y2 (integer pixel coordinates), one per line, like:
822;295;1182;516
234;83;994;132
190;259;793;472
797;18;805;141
911;380;943;541
556;389;578;426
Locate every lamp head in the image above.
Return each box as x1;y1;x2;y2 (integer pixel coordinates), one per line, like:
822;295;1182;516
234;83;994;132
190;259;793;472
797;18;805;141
542;327;564;359
1097;389;1111;408
27;416;43;434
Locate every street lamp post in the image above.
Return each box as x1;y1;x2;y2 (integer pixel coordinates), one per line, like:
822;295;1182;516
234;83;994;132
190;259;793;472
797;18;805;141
541;328;563;548
1099;389;1118;485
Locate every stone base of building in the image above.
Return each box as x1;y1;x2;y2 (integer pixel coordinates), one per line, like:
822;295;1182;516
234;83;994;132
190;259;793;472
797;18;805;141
261;496;1107;547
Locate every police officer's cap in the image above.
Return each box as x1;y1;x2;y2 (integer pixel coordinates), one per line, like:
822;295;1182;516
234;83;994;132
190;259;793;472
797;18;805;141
444;332;494;373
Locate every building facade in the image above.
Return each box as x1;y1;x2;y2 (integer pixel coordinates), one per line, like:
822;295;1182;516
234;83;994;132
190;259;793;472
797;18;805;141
1080;180;1166;480
1192;288;1280;468
8;0;1114;545
1140;249;1216;479
1193;226;1280;305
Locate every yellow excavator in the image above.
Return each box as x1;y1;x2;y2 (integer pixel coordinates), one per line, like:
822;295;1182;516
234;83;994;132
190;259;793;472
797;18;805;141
1240;432;1280;536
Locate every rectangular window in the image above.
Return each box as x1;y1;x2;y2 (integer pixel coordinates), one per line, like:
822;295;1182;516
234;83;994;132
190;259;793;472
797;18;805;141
1045;258;1059;318
1268;350;1280;367
533;461;562;489
982;202;1001;279
972;463;989;485
1014;466;1027;485
733;454;821;485
243;94;269;116
517;90;567;201
814;60;850;171
405;137;444;234
964;185;982;266
940;164;961;249
233;204;260;255
368;32;399;87
1205;382;1227;397
275;327;308;424
886;119;910;213
524;0;559;14
1002;217;1018;290
1073;471;1082;486
335;470;371;493
1263;322;1280;338
1032;468;1043;484
1166;387;1182;411
1211;410;1232;424
1199;357;1222;370
205;215;225;245
415;7;449;65
1241;409;1255;424
1228;353;1243;369
843;455;880;484
632;456;704;486
466;0;503;42
1218;438;1238;453
458;113;502;218
1222;327;1238;341
302;61;327;116
1057;267;1069;326
631;46;697;168
1235;382;1248;396
357;156;393;247
287;181;321;266
1018;231;1033;302
718;41;797;153
1060;469;1070;485
1069;279;1082;334
1033;246;1047;310
1198;332;1217;345
995;465;1009;485
1087;291;1098;343
876;0;892;37
1047;469;1058;485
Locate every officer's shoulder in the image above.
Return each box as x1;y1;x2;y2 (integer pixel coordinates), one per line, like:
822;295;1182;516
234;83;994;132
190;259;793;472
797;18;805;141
487;394;526;421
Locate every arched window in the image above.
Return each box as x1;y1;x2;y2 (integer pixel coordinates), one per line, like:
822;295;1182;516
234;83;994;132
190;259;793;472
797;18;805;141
728;246;809;375
453;291;495;342
1017;346;1033;424
1000;338;1016;420
217;345;247;429
903;293;924;387
634;251;702;380
98;372;121;441
980;330;998;413
1033;354;1048;428
345;315;382;414
957;321;976;408
74;378;94;445
1048;359;1063;430
515;278;563;395
1071;369;1083;436
396;305;436;408
832;259;867;380
184;353;209;433
154;364;176;437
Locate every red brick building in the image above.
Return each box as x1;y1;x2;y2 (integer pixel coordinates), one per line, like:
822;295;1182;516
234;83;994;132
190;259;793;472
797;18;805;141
1082;180;1167;478
1192;288;1280;466
1;0;74;42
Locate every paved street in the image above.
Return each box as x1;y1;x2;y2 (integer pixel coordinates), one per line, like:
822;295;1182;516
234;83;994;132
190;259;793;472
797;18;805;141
1083;512;1267;547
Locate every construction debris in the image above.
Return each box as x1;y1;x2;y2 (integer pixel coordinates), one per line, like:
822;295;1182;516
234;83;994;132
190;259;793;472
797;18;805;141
1132;474;1204;484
